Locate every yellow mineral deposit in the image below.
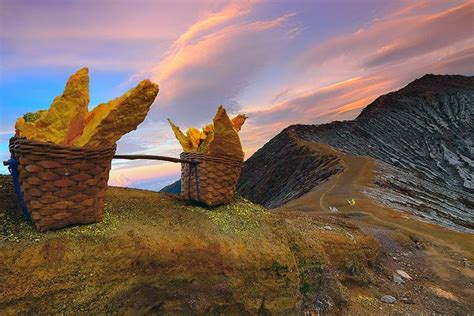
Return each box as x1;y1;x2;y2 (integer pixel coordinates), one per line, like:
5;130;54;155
198;123;214;153
14;117;25;137
231;114;248;131
168;106;246;161
186;127;201;151
168;118;194;152
72;79;159;147
15;68;159;148
209;106;244;160
17;68;89;144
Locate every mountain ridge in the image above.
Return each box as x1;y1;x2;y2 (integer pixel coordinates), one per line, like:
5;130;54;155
238;74;474;231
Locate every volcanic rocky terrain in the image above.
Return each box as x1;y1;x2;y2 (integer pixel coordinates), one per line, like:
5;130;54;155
238;74;474;232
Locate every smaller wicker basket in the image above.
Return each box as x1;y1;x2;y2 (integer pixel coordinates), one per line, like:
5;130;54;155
180;152;243;206
8;137;116;231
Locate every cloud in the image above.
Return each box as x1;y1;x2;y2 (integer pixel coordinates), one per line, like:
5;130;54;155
142;5;296;125
249;75;392;123
0;0;223;71
108;159;181;188
114;0;474;189
432;46;474;73
299;0;474;71
109;1;297;186
110;174;132;187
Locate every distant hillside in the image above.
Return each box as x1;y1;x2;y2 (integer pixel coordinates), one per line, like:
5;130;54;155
237;130;343;208
160;180;181;195
238;74;474;231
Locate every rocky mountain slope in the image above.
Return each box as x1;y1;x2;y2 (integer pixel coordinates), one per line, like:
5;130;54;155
237;131;343;208
238;74;474;232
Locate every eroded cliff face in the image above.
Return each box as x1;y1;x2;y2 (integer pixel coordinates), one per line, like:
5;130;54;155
296;74;474;191
237;129;344;208
238;75;474;231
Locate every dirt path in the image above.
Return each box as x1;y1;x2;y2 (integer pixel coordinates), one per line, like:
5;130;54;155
280;148;473;255
275;147;474;313
318;168;343;212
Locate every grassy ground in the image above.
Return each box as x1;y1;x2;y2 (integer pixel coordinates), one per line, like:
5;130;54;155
0;175;377;315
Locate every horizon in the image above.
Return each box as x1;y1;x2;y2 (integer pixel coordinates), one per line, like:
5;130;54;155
1;0;473;191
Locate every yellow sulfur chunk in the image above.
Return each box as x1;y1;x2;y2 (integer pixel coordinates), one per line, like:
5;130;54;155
187;127;201;151
198;130;214;153
18;68;89;144
208;106;244;160
23;110;46;123
231;114;247;131
72;80;159;148
168;107;247;156
197;123;214;152
15;118;25;137
202;123;214;134
168;119;193;152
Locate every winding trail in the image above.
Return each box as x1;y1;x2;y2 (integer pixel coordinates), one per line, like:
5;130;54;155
278;145;473;256
274;146;474;311
318;164;344;212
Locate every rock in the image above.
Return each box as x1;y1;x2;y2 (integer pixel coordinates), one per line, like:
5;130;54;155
237;127;344;209
401;297;415;304
72;80;159;148
429;286;458;301
323;226;334;231
208;106;244;161
396;270;412;280
18;68;89;144
381;295;396;304
329;206;338;213
393;273;404;284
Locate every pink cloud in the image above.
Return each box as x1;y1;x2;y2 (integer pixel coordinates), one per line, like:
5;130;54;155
109;161;181;188
0;0;234;70
140;5;296;125
299;1;473;71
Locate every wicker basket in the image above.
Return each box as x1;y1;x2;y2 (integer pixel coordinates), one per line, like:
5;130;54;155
180;152;243;206
8;137;116;231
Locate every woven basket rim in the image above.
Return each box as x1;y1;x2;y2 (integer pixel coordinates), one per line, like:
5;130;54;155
10;137;116;153
180;151;243;164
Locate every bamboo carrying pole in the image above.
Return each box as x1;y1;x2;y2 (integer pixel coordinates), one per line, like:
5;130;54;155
113;154;196;164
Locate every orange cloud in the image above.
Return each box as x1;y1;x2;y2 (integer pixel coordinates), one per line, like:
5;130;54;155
149;0;259;86
136;5;296;128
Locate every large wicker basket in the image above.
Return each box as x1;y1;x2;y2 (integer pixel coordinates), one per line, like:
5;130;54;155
180;152;243;206
8;137;116;231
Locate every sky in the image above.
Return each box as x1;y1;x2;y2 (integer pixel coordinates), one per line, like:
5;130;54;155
1;0;473;190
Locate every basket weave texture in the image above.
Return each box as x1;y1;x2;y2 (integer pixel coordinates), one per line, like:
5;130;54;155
9;137;116;231
180;152;243;206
